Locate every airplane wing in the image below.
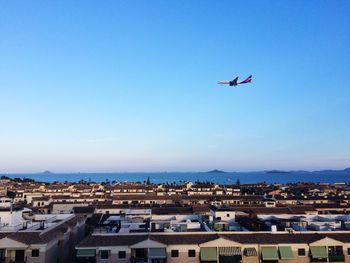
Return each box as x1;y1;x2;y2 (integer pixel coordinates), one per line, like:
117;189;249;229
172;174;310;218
229;77;239;86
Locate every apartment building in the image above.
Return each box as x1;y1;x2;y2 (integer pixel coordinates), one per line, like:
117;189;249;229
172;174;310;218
76;232;350;263
0;207;86;263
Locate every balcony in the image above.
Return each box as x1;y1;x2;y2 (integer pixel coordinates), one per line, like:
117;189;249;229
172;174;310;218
311;255;345;263
329;255;345;262
0;259;27;263
130;256;148;263
311;259;327;262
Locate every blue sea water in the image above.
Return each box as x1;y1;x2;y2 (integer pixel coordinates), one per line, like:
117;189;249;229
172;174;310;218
3;171;350;184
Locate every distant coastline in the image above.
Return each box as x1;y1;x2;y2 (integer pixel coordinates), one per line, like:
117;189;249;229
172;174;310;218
206;169;226;173
10;167;346;175
1;167;350;184
265;170;292;174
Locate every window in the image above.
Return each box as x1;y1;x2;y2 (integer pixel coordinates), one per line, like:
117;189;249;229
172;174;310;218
171;250;179;257
298;248;306;256
118;251;126;259
329;246;343;256
188;249;196;257
31;249;39;257
100;250;109;259
226;214;230;217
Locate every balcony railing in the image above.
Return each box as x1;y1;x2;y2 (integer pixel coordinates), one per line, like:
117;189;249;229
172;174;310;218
311;255;345;263
0;258;27;263
311;259;327;262
130;256;148;263
329;254;345;262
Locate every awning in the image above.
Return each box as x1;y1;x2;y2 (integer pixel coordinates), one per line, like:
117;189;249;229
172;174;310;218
244;248;257;257
201;247;217;261
310;246;328;258
149;248;166;258
261;246;279;260
279;246;294;259
76;249;96;257
218;247;241;256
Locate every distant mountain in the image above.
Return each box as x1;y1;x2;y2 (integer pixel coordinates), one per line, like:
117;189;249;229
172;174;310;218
294;170;310;173
313;168;350;174
207;169;226;173
42;171;52;174
317;169;335;173
265;170;292;174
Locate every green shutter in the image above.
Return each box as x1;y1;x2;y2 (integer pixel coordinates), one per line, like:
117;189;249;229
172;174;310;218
310;246;328;258
279;246;294;259
76;249;96;257
201;247;217;261
149;248;166;258
218;247;242;256
261;246;279;260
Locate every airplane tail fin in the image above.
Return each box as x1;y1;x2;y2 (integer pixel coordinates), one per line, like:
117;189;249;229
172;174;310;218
239;75;252;84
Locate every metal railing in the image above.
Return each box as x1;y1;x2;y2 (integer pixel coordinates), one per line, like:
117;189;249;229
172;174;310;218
329;254;345;262
0;257;27;263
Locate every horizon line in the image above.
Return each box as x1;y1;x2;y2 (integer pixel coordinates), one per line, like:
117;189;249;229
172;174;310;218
1;167;350;175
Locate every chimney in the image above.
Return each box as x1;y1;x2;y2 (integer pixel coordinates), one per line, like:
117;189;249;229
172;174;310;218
271;225;277;232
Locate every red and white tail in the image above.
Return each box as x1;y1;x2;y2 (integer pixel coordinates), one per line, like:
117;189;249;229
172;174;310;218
239;75;252;84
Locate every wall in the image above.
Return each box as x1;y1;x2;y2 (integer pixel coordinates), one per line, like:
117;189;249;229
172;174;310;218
167;245;200;263
95;246;130;263
26;247;46;263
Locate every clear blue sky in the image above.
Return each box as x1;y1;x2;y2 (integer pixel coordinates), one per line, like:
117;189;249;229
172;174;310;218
1;1;350;172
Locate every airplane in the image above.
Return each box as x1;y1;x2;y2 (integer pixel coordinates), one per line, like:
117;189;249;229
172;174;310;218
218;75;252;86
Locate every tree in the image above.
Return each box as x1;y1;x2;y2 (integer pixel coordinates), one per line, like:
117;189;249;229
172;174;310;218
235;177;241;186
146;176;151;185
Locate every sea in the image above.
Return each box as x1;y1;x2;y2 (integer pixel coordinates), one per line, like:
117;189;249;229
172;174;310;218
3;170;350;184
